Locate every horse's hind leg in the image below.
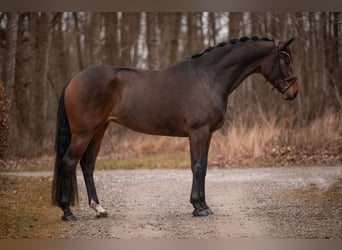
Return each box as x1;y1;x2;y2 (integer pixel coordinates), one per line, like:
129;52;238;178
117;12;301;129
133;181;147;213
59;135;91;221
80;124;108;218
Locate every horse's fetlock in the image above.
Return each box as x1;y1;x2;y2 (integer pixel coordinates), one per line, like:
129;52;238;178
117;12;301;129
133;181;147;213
190;195;200;205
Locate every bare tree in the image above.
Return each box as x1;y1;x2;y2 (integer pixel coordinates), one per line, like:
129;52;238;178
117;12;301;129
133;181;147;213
228;12;242;38
30;12;52;156
104;12;118;66
4;13;19;100
0;81;9;159
146;12;159;69
208;12;217;45
185;12;204;56
73;12;84;71
12;13;31;154
118;13;141;67
85;13;102;67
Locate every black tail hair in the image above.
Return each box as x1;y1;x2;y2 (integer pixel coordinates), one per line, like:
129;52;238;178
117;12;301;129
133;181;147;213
51;83;78;206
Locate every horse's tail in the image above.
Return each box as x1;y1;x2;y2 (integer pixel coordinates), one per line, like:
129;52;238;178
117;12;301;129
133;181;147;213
52;83;78;206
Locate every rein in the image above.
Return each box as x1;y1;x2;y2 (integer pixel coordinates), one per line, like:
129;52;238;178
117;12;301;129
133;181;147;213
266;39;297;94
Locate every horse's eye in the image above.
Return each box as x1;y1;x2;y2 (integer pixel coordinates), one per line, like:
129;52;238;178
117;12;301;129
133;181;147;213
283;56;291;65
281;51;291;65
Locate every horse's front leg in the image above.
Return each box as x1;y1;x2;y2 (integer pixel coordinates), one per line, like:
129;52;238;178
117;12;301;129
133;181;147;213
188;126;213;216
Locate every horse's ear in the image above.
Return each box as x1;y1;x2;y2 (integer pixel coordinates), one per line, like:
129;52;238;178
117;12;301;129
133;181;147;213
281;37;296;50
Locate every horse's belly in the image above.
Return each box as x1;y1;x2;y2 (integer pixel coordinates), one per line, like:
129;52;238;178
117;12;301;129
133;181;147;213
109;114;189;137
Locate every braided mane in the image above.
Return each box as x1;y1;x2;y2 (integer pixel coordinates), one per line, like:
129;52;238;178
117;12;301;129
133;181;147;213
190;36;273;59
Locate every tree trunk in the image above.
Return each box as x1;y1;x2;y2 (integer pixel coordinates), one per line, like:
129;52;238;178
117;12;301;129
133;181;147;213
158;13;171;67
186;13;202;55
55;13;69;84
208;12;217;46
12;13;31;155
73;12;84;71
0;81;9;159
168;12;182;65
120;12;132;66
4;13;19;100
228;12;242;39
3;13;19;155
104;12;118;66
270;13;281;38
331;12;339;69
30;12;52;156
250;12;261;37
146;12;159;69
118;12;141;67
130;13;141;67
85;13;102;67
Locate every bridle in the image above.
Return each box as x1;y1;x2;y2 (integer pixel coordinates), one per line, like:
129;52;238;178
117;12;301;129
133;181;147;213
266;39;297;94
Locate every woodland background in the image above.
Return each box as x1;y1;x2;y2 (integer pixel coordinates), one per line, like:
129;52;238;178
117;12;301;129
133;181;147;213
0;12;341;167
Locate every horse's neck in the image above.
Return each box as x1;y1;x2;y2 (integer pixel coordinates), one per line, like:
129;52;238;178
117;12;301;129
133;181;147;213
205;41;273;98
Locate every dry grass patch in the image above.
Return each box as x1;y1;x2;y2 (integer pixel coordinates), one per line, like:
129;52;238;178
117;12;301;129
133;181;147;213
285;178;342;204
96;152;189;169
283;178;342;221
209;111;342;167
0;175;71;238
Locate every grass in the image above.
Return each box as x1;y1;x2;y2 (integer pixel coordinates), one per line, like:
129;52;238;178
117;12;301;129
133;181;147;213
283;178;342;223
96;152;189;170
0;175;71;239
211;111;342;167
285;178;342;202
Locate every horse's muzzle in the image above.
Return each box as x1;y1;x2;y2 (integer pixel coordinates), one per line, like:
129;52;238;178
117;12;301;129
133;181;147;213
283;81;298;100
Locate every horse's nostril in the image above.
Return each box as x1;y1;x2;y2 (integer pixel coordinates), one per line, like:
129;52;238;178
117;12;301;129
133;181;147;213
284;90;298;100
293;91;298;99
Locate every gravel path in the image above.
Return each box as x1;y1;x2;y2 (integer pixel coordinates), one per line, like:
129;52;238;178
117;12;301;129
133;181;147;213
8;166;342;238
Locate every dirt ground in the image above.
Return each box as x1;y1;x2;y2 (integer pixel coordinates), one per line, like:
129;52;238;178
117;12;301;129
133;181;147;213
41;166;342;239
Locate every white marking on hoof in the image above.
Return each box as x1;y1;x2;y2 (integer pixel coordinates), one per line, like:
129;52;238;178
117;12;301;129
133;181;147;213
90;200;107;217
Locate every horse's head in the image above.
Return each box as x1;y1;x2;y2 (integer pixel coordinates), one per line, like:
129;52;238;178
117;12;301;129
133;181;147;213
262;38;298;100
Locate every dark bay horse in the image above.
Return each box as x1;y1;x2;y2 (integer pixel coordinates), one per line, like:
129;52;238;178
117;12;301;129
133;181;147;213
52;36;298;221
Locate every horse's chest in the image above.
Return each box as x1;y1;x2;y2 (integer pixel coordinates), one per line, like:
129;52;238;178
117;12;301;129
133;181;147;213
185;100;225;131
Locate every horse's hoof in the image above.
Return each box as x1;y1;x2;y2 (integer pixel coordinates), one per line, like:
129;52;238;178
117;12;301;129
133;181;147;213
61;214;77;221
96;211;108;218
193;207;214;217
